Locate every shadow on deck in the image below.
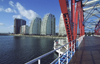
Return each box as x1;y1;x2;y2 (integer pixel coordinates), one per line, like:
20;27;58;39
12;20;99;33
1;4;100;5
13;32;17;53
69;36;100;64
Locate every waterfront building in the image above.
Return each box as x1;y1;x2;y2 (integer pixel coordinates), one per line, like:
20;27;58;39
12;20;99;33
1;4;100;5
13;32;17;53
29;17;41;35
41;13;55;35
20;25;29;34
59;13;67;36
14;18;26;34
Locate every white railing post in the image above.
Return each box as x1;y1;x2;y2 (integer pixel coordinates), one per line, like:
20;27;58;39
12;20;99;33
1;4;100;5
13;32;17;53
74;41;75;53
66;43;68;64
59;40;60;44
26;39;79;64
58;49;60;64
71;41;72;57
59;39;60;64
38;59;40;64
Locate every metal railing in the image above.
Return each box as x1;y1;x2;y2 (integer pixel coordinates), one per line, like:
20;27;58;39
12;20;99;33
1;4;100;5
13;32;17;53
25;35;85;64
51;40;76;64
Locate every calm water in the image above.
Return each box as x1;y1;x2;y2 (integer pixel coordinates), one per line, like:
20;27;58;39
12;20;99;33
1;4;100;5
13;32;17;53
0;35;58;64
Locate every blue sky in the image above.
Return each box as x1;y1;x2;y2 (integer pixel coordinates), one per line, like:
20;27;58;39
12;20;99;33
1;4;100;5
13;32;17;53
0;0;100;33
0;0;61;33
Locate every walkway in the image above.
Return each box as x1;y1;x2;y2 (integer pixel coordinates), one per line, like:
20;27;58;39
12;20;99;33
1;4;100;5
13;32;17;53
69;36;100;64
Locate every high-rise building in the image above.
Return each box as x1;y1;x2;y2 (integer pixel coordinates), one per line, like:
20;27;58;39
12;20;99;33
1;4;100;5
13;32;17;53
20;25;29;34
14;18;26;34
29;17;41;35
59;13;67;36
41;13;55;35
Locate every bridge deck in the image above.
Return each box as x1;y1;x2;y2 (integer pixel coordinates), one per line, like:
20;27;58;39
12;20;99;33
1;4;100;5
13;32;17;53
69;36;100;64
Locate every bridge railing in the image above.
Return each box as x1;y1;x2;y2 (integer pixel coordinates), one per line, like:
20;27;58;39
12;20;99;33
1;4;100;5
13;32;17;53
25;35;85;64
51;40;76;64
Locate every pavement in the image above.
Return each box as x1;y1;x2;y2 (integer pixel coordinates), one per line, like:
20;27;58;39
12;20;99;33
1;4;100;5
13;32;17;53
69;36;100;64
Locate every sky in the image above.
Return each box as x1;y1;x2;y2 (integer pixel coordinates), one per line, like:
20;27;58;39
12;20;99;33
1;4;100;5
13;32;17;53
0;0;61;33
0;0;100;33
83;0;100;33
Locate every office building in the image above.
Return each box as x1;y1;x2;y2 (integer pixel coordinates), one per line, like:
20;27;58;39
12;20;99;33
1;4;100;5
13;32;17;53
20;25;29;34
41;13;55;35
29;17;41;35
59;13;67;36
14;18;26;34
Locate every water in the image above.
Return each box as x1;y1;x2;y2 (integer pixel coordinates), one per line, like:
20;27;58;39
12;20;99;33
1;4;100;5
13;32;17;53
0;35;58;64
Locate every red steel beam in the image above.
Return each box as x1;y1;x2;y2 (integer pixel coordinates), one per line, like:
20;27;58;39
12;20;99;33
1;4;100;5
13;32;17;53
95;20;100;35
59;0;73;48
59;0;85;49
71;0;76;40
75;11;78;39
71;0;76;51
76;1;85;36
81;2;85;36
82;11;85;35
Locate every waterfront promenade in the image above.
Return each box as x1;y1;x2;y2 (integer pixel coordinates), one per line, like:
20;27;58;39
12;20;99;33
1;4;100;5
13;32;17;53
9;34;66;38
69;36;100;64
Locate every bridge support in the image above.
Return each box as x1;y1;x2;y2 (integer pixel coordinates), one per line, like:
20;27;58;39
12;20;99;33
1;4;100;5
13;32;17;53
59;0;73;48
59;0;85;50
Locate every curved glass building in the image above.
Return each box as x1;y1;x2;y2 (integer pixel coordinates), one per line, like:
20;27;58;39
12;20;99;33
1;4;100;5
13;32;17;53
41;13;55;35
20;25;29;34
59;13;67;36
29;17;41;35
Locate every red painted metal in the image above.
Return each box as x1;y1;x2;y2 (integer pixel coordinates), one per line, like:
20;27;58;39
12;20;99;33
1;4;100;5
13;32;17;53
75;11;78;38
59;0;85;49
82;13;85;35
95;20;100;35
80;3;83;36
71;0;76;51
81;3;85;36
59;0;69;14
59;0;73;48
71;0;75;40
81;3;84;36
76;1;85;36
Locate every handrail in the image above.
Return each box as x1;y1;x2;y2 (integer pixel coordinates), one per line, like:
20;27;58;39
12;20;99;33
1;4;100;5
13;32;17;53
25;40;75;64
25;35;85;64
50;41;75;64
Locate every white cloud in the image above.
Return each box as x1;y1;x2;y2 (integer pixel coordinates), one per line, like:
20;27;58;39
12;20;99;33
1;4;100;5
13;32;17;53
29;21;31;24
0;7;4;12
9;1;17;13
16;2;40;20
0;26;13;33
8;25;14;28
0;6;17;13
11;25;13;27
28;21;31;26
13;15;22;19
0;23;4;26
14;10;17;13
5;8;13;13
1;0;4;1
9;1;14;7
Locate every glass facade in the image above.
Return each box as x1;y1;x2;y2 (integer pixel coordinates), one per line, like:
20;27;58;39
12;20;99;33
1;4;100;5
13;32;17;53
14;18;26;34
41;13;55;35
29;17;41;35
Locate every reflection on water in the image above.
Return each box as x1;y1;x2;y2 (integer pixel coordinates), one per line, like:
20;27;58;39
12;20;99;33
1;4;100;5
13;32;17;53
0;36;57;64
